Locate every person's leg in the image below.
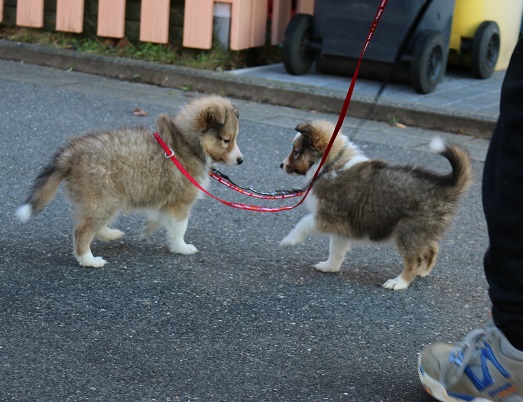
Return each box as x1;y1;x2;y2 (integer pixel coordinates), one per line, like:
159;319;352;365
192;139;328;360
418;37;523;402
482;36;523;350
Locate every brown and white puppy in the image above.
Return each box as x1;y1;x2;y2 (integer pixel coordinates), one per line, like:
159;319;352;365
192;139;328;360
16;95;243;268
280;120;472;290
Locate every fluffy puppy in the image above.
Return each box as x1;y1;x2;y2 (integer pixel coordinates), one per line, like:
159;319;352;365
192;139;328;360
280;120;472;290
16;95;243;268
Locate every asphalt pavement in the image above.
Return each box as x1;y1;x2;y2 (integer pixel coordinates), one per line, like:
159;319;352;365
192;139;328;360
0;57;493;401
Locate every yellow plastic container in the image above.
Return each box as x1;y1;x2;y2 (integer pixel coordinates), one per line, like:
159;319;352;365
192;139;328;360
449;0;523;75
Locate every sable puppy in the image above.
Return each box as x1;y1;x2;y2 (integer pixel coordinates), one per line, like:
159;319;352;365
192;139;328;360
16;95;243;268
280;120;472;290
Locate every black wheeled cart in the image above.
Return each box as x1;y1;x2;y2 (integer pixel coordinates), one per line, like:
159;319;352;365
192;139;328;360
282;0;456;94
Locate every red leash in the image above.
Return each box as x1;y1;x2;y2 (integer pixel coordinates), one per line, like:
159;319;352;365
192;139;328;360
208;168;304;199
154;131;301;212
154;0;389;213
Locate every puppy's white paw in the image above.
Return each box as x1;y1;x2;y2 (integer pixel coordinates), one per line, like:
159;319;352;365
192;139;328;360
170;243;198;255
16;204;33;223
279;233;301;248
279;237;293;248
314;261;341;273
96;228;125;242
76;252;107;268
382;276;409;290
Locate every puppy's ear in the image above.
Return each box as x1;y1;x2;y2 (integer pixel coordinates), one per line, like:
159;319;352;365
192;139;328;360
156;114;185;149
156;114;177;137
295;122;312;136
295;121;328;152
295;122;317;148
199;105;227;131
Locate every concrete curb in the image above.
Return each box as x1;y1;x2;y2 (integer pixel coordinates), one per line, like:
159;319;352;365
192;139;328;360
0;39;495;138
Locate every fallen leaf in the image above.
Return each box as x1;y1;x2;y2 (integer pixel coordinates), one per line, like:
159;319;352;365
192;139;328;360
132;107;148;117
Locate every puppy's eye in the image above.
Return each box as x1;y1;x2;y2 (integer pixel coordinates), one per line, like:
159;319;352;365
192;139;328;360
293;150;300;158
222;139;231;144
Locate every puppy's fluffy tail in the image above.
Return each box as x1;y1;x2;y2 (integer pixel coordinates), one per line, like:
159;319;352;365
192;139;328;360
16;147;70;223
430;136;473;198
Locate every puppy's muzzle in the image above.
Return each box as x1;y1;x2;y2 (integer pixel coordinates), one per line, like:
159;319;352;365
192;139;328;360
280;162;291;173
226;146;243;166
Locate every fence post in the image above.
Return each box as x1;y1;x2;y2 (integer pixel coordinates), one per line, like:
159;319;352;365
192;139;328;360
56;0;85;33
228;0;252;50
16;0;44;28
227;0;268;50
140;0;171;43
183;0;214;49
270;0;291;45
249;0;268;48
97;0;126;38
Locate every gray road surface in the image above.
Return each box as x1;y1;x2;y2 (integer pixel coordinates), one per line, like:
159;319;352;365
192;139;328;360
1;59;492;402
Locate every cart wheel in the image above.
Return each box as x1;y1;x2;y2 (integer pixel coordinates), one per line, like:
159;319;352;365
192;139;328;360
471;21;500;79
282;14;314;75
410;30;446;94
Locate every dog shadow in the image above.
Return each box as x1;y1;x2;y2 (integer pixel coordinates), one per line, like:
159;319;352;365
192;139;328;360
285;245;411;290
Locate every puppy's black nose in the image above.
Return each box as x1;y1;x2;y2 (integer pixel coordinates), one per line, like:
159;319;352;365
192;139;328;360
280;163;284;169
237;157;243;165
